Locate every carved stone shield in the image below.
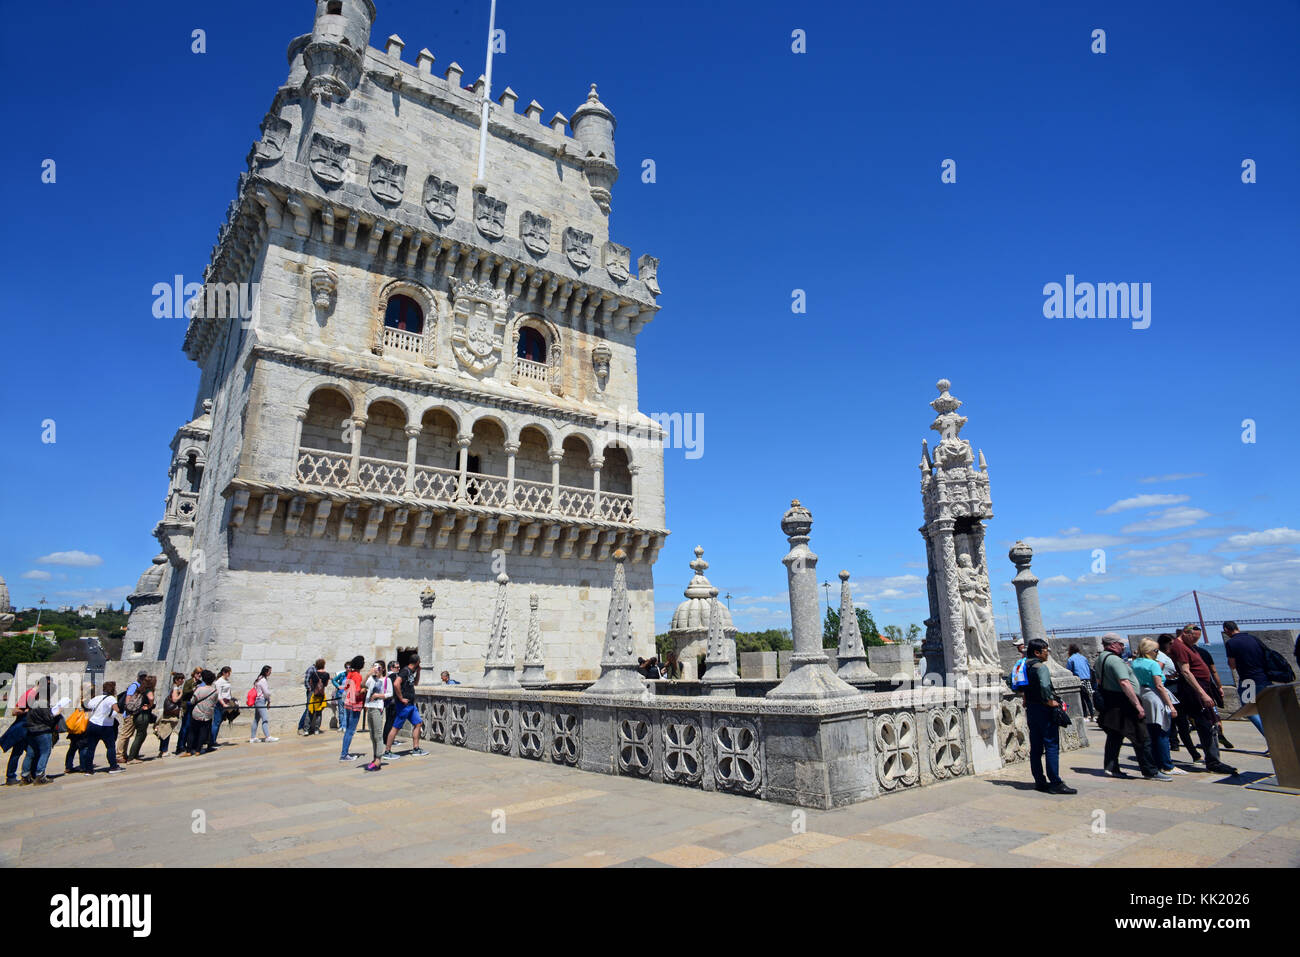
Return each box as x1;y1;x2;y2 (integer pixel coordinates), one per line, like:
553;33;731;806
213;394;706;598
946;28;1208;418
563;227;593;270
474;192;507;240
520;210;551;256
603;241;631;283
368;155;407;205
308;133;349;187
423;175;458;224
253;116;290;164
449;280;510;375
637;253;660;295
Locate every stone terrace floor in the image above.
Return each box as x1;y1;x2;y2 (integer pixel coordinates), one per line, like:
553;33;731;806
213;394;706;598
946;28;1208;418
2;719;1297;868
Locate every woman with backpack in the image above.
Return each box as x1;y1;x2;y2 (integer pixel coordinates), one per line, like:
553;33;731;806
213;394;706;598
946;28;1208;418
173;667;202;755
249;666;278;742
126;676;158;762
62;682;93;774
154;673;184;756
82;681;123;774
181;671;219;757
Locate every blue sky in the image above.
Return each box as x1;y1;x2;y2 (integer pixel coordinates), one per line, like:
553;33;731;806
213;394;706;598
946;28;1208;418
1;1;1297;642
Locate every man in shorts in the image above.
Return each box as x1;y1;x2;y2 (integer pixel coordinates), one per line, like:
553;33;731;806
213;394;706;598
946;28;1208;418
383;654;427;758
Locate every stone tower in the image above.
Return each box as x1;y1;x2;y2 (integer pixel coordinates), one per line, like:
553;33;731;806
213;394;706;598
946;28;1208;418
128;2;667;703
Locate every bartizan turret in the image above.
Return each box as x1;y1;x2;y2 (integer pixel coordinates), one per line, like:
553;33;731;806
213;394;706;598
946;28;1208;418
570;84;618;214
302;0;376;101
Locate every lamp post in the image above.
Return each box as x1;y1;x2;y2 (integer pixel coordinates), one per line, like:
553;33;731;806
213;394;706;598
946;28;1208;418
821;580;832;617
1001;599;1013;640
724;592;732;611
30;596;47;651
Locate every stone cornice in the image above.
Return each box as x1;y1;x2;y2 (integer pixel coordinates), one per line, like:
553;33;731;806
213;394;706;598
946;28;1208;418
246;338;667;438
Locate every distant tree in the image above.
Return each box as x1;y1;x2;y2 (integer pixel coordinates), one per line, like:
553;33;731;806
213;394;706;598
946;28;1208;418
881;624;903;643
906;623;922;643
0;634;58;675
823;607;882;648
734;629;792;653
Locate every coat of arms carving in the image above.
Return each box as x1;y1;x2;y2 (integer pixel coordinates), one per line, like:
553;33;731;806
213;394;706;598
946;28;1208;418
253;116;291;164
423;175;458;224
563;227;593;270
449;280;511;375
308;133;350;187
602;242;631;283
474;192;507;240
368;155;407;205
520;211;551;256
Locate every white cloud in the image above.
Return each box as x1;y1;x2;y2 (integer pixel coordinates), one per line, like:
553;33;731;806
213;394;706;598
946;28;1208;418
36;550;103;568
1020;533;1130;553
1039;575;1073;586
52;586;131;605
1224;528;1300;549
1056;527;1082;536
1120;507;1211;534
1117;543;1220;578
1138;473;1205;484
20;570;52;580
1099;494;1189;514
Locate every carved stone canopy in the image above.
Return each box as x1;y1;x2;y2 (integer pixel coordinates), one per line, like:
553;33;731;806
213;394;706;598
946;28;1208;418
592;343;611;390
310;267;337;309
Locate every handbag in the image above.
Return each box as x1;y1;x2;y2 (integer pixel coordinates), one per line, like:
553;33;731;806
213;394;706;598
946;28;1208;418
65;707;89;735
1052;705;1072;728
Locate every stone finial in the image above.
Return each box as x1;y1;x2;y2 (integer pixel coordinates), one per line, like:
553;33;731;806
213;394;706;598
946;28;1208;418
834;570;877;681
497;86;518;111
780;499;813;541
928;378;974;469
416;48;435;75
1009;540;1033;571
386;34;405;59
520;592;547;687
444;62;463;87
702;587;739;694
549;112;569;134
584;548;645;696
524;100;544;122
482;571;520;689
419;585;436;609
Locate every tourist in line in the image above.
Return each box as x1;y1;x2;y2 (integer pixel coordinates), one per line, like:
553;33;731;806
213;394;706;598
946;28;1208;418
20;678;59;785
382;660;400;743
383;654;426;759
331;664;349;731
155;673;184;756
182;671;219;756
1023;639;1077;794
439;670;460;685
174;667;201;755
1159;634;1200;761
1223;621;1272;740
211;666;234;748
662;652;684;680
1065;644;1094;720
118;670;149;765
126;675;158;762
62;682;93;774
1132;639;1185;775
299;659;326;735
81;682;123;774
306;673;327;736
363;662;390;771
1096;634;1168;781
1184;625;1235;750
1166;626;1237;775
1;683;34;785
249;666;278;742
339;656;365;762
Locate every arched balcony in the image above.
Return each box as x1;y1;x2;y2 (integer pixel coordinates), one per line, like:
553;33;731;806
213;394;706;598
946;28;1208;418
292;393;637;523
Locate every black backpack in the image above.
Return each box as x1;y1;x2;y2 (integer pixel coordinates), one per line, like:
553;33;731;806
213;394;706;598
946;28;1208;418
1263;646;1296;684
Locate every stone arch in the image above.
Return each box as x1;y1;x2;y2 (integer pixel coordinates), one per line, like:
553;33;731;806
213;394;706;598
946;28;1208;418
300;384;354;453
515;424;553;485
360;398;408;462
558;433;593;489
601;444;632;496
361;387;415;423
508;313;563;395
373;278;438;365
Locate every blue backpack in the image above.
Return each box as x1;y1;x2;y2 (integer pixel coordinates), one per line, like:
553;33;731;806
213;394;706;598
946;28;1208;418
1010;657;1031;691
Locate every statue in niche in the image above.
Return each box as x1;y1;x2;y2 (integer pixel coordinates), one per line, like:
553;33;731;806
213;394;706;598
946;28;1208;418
956;553;1001;671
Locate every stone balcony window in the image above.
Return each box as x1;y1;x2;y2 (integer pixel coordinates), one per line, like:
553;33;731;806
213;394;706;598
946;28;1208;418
293;385;638;524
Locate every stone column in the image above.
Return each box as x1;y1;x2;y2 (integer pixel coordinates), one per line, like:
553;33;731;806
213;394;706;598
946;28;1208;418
931;519;967;678
701;588;738;695
416;585;436;669
628;464;640;522
548;450;564;513
482;572;521;689
584;549;646;696
292;405;308;477
834;570;877;682
504;442;519;506
455;433;472;502
920;526;946;677
590;457;603;518
519;593;548;687
346;414;366;489
767;501;859;700
404;426;421;492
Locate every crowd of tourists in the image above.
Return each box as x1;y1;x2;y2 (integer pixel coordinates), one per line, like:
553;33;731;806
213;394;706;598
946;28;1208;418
1012;621;1293;796
1;651;445;786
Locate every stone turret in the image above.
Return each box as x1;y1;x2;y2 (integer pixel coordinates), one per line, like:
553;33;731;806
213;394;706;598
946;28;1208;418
667;546;736;679
570;84;618;213
124;555;169;659
0;574;13;627
303;0;376;100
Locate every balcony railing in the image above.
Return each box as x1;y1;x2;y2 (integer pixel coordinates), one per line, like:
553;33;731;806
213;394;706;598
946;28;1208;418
514;355;549;383
382;327;424;357
296;448;633;523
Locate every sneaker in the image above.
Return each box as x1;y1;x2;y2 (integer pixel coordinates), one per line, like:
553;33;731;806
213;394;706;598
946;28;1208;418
19;777;33;786
1207;762;1238;776
1048;782;1078;795
409;748;429;757
249;738;259;743
33;776;52;786
263;736;279;742
340;755;359;762
1144;772;1173;782
364;762;382;772
107;767;124;774
1167;767;1189;775
381;751;401;761
1105;766;1132;779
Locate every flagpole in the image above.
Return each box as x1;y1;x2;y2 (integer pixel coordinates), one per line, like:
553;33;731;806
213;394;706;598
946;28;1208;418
474;0;498;189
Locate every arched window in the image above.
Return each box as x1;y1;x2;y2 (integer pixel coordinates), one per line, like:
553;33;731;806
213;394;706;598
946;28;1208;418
517;327;547;363
384;294;424;335
185;452;203;493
